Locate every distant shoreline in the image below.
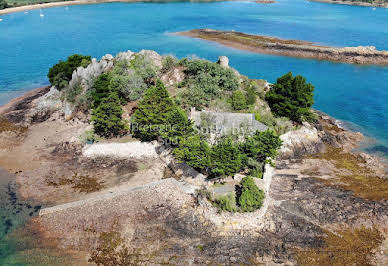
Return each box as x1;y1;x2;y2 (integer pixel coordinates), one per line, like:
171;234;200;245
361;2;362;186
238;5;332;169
308;0;388;8
0;0;238;16
176;29;388;65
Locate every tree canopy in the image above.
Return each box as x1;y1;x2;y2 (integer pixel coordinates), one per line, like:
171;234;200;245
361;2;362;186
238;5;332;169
265;72;314;122
47;54;91;90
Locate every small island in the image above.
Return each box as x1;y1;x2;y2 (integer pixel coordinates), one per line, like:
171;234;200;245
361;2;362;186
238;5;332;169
176;29;388;65
0;49;387;264
309;0;388;8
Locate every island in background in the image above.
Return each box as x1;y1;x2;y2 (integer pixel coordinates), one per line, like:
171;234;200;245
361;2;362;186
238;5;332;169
309;0;388;8
176;29;388;65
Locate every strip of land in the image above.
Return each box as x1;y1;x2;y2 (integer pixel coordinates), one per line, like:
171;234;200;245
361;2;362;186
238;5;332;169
0;0;234;15
309;0;388;8
177;29;388;65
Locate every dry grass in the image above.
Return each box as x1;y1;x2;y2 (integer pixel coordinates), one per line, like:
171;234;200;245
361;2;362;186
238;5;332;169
307;146;388;200
295;227;384;266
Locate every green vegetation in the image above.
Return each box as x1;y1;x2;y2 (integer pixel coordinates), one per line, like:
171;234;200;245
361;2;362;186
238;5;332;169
174;130;282;179
265;72;315;123
91;92;127;138
212;193;238;213
210;136;243;177
198;176;265;213
236;176;265;212
231;90;247;110
0;0;8;9
131;80;193;143
178;59;239;109
47;54;91;91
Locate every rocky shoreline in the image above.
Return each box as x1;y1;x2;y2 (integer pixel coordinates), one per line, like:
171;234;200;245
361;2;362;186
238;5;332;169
309;0;388;8
177;29;388;65
0;76;387;264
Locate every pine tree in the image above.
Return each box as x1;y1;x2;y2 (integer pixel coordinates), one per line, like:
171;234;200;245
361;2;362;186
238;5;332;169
237;176;265;212
91;73;113;108
91;92;126;138
265;72;314;122
131;80;193;142
210;136;243;177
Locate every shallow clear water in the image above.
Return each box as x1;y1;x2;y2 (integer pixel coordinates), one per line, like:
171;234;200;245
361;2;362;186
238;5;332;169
0;0;387;262
1;1;388;152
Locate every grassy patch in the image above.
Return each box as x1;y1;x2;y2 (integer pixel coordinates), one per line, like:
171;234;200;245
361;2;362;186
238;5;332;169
295;227;384;266
307;146;388;200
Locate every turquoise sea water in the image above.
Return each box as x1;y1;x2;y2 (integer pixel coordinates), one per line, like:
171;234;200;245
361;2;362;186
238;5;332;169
0;0;387;262
1;0;388;152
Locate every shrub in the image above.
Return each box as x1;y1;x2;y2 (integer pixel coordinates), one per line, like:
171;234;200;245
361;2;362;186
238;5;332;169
210;136;243;177
265;72;314;122
231;90;247;110
173;135;211;171
237;176;265;212
161;55;178;73
91;92;126;138
212;193;238;213
179;59;240;108
245;84;257;105
110;59;147;102
129;54;157;85
47;54;91;90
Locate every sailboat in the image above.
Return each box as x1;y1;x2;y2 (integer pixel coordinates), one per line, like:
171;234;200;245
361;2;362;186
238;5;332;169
40;9;44;17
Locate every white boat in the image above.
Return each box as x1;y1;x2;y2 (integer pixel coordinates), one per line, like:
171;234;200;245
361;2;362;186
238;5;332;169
0;19;3;22
40;9;44;17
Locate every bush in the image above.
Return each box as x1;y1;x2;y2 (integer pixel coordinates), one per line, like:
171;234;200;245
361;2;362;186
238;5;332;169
91;92;126;138
237;176;265;212
110;59;147;102
179;59;240;109
47;54;91;90
161;55;178;73
210;136;243;177
231;90;247;110
245;84;257;105
212;193;238;213
129;54;157;85
265;72;314;122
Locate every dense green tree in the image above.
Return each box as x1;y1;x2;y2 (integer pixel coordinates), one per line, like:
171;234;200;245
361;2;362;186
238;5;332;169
210;136;243;177
131;80;193;142
91;92;126;138
91;73;113;108
0;0;8;10
47;54;91;90
241;130;283;163
237;176;265;212
265;72;314;122
173;135;212;171
231;90;247;110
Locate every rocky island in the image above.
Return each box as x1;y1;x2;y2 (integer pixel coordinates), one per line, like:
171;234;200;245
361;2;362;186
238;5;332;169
0;50;387;264
309;0;388;8
177;29;388;65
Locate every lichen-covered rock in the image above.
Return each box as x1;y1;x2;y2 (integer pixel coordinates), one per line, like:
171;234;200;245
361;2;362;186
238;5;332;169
279;123;323;159
139;49;163;69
